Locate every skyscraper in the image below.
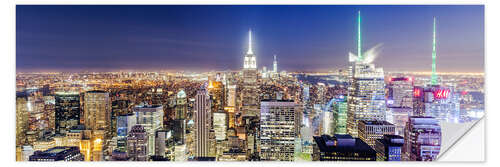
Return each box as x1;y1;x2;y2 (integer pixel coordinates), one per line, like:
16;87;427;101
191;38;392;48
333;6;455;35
116;113;137;138
83;91;111;139
174;89;187;145
226;84;237;128
387;77;414;108
133;104;163;156
260;99;297;161
403;116;441;161
333;96;348;134
175;89;187;119
412;18;458;122
375;135;404;161
213;111;227;141
16;93;29;146
55;91;80;135
195;89;212;157
241;30;260;117
127;125;148;161
272;54;278;79
346;11;386;137
357;120;396;148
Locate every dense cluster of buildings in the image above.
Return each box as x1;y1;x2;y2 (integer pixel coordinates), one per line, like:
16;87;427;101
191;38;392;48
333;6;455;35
15;11;483;162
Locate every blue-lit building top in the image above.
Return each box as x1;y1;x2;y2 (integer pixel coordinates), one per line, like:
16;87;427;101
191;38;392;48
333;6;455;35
375;135;404;161
29;146;83;161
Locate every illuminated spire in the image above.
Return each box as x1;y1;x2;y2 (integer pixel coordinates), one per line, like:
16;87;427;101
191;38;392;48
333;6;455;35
273;54;277;73
357;10;362;61
247;29;253;55
431;17;438;85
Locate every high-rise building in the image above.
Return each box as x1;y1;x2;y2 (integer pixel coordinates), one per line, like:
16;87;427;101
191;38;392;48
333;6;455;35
155;130;167;157
116;113;137;138
260;100;297;161
357;120;395;148
312;134;376;161
387;107;411;136
387;77;414;108
213;111;227;141
208;80;224;113
403;116;441;161
347;63;386;137
83;91;111;138
226;84;237;129
411;18;460;123
273;54;278;73
133;104;163;156
346;11;386;138
172;119;186;145
333;96;348;134
241;30;260;117
195;89;212;157
16;93;29;146
127;125;148;161
322;110;334;136
175;90;187;119
375;135;404;161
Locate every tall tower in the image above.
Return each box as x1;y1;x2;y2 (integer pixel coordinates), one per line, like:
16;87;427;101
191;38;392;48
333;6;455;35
260;100;298;161
346;11;386;137
83;91;111;139
195;89;211;157
244;30;257;69
431;17;438;85
241;29;260;117
273;54;278;73
357;10;363;61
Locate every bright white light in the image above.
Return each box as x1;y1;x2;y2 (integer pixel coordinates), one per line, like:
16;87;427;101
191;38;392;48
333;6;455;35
349;43;383;64
361;43;383;64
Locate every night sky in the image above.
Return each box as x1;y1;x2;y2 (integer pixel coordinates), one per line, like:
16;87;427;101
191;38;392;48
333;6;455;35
16;5;484;72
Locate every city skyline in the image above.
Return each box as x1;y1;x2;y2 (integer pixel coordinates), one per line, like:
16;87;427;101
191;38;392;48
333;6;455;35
16;5;484;73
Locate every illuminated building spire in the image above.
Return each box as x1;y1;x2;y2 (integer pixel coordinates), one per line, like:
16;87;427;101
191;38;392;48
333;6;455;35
431;17;438;85
247;29;253;55
357;10;362;61
273;54;277;73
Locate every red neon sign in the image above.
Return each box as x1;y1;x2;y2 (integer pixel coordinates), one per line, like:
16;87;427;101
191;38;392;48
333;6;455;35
413;88;421;97
433;89;450;99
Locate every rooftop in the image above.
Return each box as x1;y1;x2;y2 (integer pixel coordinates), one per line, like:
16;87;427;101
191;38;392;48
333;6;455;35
314;135;376;154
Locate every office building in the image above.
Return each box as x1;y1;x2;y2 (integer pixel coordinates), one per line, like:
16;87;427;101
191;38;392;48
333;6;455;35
387;77;414;108
83;91;111;139
403;116;441;161
346;11;386;138
357;120;395;148
241;30;260;117
16;93;29;146
195;89;212;157
213;111;228;141
260;100;297;161
375;135;404;161
133;104;163;156
313;134;376;161
127;125;148;161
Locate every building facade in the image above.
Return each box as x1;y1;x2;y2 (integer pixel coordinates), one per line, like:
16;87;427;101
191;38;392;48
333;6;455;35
259;100;297;161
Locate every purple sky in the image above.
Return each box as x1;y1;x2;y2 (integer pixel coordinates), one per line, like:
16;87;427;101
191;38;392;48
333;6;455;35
16;5;484;72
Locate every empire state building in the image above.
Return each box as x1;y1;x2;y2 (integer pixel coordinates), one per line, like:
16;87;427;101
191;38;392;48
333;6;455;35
241;30;260;117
